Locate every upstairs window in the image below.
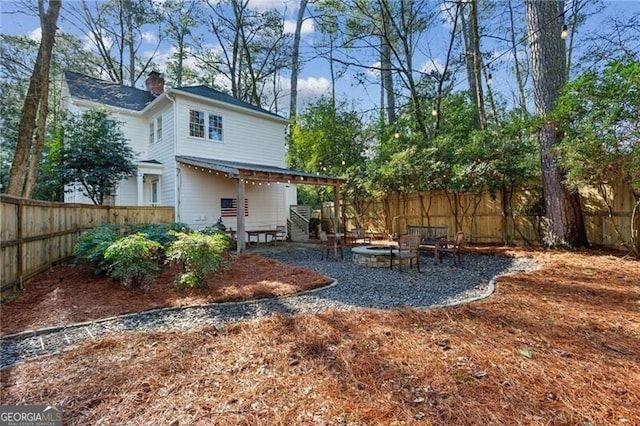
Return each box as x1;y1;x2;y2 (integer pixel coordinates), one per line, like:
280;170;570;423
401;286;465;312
156;116;163;141
208;114;223;141
189;109;223;142
149;121;155;144
189;110;205;138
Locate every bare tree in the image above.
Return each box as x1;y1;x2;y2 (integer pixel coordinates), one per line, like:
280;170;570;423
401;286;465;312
203;0;290;108
66;0;160;86
5;0;61;197
526;0;589;247
289;0;309;120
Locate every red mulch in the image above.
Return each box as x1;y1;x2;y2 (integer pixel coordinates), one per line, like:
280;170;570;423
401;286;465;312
0;253;332;336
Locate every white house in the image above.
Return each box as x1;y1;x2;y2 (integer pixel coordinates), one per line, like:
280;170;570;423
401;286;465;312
62;71;343;251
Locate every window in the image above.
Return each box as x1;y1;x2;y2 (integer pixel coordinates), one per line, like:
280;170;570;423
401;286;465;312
149;121;155;144
208;114;223;141
189;110;205;138
151;181;158;205
156;116;163;141
189;109;223;142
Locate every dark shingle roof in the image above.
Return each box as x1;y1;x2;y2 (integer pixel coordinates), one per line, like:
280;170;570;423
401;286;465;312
64;71;155;111
64;71;287;121
173;86;286;121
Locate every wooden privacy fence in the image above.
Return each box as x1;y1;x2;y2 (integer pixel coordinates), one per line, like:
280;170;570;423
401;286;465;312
0;195;174;295
321;181;636;250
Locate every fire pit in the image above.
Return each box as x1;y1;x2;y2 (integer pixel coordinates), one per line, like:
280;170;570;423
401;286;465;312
352;245;410;268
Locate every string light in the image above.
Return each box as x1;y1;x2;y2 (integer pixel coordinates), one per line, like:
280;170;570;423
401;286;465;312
487;73;492;86
431;106;437;117
561;24;568;39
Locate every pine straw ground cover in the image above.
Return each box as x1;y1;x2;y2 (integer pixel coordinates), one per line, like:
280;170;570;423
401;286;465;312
1;248;639;425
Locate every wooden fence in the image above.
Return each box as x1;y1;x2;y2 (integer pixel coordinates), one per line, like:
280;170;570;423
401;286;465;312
1;195;174;296
321;180;637;250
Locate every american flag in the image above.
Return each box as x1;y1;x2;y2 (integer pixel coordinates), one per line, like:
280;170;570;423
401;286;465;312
221;198;249;217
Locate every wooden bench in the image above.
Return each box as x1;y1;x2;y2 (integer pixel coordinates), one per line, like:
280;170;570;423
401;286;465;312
406;225;448;252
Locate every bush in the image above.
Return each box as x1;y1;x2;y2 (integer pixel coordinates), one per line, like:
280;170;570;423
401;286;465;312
130;223;176;250
166;232;229;289
309;217;321;236
73;224;120;273
103;233;162;288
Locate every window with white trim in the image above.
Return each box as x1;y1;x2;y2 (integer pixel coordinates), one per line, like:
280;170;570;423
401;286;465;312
156;116;163;141
189;109;223;142
149;121;155;144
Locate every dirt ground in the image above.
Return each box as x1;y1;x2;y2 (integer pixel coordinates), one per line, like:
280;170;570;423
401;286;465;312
1;246;639;425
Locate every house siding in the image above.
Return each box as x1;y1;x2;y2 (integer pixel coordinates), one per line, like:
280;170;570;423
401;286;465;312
62;76;301;234
174;96;287;167
147;101;176;208
177;167;290;230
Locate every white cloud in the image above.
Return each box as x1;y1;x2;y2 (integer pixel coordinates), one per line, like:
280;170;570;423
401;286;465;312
420;58;445;75
283;19;314;35
141;31;158;44
367;61;381;78
82;30;113;54
28;27;41;42
247;0;291;11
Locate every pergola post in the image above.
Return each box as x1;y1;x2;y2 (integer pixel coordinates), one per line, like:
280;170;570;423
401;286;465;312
236;178;246;254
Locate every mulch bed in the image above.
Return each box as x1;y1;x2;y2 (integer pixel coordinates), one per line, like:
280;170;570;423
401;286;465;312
1;247;639;425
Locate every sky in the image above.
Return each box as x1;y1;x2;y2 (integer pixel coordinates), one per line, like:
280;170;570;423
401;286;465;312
1;0;640;118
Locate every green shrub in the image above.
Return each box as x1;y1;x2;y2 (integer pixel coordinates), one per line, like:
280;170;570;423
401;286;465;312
130;223;176;249
73;224;120;273
200;217;235;250
309;217;321;235
103;233;162;288
166;232;229;289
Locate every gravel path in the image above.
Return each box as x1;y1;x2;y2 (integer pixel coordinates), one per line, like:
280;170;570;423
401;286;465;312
0;245;538;369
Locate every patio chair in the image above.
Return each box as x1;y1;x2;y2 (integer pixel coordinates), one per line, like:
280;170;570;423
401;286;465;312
390;233;421;272
434;231;464;266
349;227;371;245
274;225;287;243
319;230;343;260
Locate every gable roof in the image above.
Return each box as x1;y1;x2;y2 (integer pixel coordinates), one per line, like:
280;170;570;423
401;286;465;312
64;71;155;111
64;71;287;121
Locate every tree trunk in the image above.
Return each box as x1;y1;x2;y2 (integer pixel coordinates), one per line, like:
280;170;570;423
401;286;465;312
526;0;589;248
460;0;485;130
5;0;61;197
380;1;395;125
508;0;528;113
289;0;308;121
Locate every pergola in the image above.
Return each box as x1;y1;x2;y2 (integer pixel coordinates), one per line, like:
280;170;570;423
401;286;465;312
176;156;346;253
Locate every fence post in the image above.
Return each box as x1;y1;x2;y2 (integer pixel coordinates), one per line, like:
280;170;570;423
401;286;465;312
16;198;23;289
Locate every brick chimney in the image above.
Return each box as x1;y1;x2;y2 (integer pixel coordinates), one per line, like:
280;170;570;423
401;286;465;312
145;71;164;96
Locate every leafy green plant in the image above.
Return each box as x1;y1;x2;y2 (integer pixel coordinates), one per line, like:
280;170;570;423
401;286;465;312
103;233;162;288
73;224;120;273
309;217;321;236
130;223;176;249
166;232;229;289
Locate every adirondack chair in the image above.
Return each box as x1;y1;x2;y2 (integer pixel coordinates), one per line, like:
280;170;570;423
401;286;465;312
319;231;343;260
390;233;421;272
434;231;465;266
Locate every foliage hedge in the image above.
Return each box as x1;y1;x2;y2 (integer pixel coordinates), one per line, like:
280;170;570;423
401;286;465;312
73;222;228;289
